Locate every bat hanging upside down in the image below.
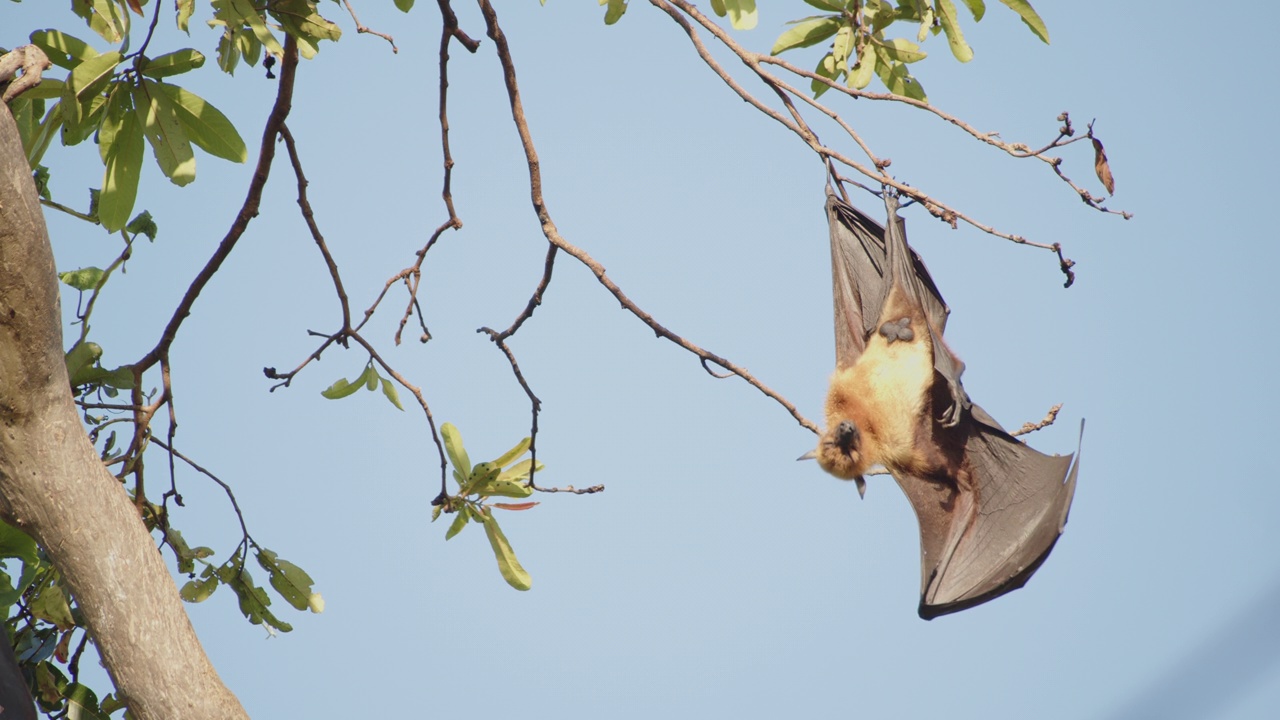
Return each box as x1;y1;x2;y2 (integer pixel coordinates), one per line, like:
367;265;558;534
804;188;1082;620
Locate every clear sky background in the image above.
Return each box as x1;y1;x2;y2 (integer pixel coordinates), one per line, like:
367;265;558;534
5;1;1279;718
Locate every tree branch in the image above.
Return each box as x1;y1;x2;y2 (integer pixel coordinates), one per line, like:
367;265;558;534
476;0;817;437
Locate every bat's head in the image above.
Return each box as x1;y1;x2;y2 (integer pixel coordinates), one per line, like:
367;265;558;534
802;420;869;497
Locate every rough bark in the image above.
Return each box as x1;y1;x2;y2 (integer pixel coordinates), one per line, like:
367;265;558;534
0;101;249;718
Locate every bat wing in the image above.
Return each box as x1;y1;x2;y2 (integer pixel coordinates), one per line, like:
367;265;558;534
898;413;1082;619
826;191;951;370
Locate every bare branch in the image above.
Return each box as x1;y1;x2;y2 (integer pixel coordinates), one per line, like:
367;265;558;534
137;36;302;373
651;0;1126;284
477;0;817;436
341;0;398;53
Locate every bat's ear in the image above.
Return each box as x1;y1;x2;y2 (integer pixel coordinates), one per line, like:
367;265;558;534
796;449;818;461
854;476;866;499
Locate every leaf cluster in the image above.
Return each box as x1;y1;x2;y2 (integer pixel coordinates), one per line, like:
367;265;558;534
589;0;760;29
178;544;322;634
8;26;246;231
432;423;544;591
320;360;405;411
1;521;133;718
773;0;1047;101
7;1;347;234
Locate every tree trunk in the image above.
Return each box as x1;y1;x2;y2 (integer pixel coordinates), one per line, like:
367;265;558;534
0;101;249;719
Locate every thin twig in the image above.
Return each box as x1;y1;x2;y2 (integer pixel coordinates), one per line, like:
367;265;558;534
477;0;817;437
136;36;301;373
652;0;1115;282
341;0;398;53
149;438;251;542
1011;404;1062;437
279;123;352;330
39;197;98;223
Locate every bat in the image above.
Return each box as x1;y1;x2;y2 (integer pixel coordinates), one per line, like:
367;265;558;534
807;188;1081;619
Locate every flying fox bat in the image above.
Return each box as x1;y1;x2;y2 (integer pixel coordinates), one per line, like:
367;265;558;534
808;188;1081;620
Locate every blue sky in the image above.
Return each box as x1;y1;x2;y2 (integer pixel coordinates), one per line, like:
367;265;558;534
5;1;1279;718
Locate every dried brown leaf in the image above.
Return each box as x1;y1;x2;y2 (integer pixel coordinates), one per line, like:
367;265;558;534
1093;138;1115;195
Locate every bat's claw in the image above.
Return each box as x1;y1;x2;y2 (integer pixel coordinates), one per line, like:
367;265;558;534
937;383;972;427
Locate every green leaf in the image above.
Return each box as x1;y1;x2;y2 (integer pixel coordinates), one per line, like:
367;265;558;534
960;0;986;21
141;49;206;79
811;52;839;97
877;53;928;101
98;101;142;232
100;694;126;715
271;0;343;50
771;16;840;55
72;363;136;390
872;36;926;63
711;0;726;15
225;564;292;632
474;478;534;499
831;25;853;69
32;165;52;202
79;0;128;44
465;462;501;494
26;102;64;167
848;46;876;89
803;0;845;10
440;423;471;479
65;682;111;720
62;51;121;128
491;437;531;469
15;77;66;101
480;509;531;591
164;527;212;574
177;0;195;32
228;0;284;57
395;0;415;11
918;6;935;42
61;93;107;146
320;377;361;399
30;582;75;629
64;341;102;385
133;81;196;186
59;267;105;291
179;574;219;603
998;0;1048;43
148;83;247;163
256;549;315;612
496;458;545;483
936;0;974;62
8;99;37;158
98;85;129;162
215;29;241;74
379;377;404;410
0;521;40;607
601;0;627;25
445;505;470;540
723;0;757;30
29;29;99;70
361;364;379;391
126;210;158;240
236;25;263;66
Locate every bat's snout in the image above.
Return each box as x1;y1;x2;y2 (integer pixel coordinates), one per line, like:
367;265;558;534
835;420;859;454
